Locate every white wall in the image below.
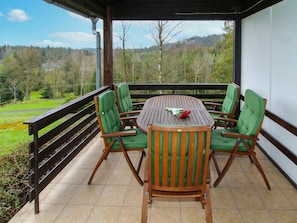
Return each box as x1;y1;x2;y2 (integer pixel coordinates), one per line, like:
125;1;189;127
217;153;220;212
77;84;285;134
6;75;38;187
241;0;297;184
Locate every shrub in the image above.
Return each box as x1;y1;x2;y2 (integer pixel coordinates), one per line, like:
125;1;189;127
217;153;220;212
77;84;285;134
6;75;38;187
0;144;31;223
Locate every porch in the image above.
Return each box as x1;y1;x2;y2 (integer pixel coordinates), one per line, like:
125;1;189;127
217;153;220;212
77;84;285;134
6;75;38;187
9;134;297;223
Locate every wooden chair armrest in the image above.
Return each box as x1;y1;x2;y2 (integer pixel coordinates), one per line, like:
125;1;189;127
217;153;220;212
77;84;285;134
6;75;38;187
101;130;137;138
208;110;232;117
133;102;145;106
120;115;138;122
204;101;222;107
120;110;141;116
214;117;237;123
221;132;257;141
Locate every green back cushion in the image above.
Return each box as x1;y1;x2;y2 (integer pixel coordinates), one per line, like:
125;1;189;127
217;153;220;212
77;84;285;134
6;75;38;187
98;90;122;136
117;83;133;112
150;129;207;186
221;83;239;114
211;89;265;151
97;90;147;149
237;89;265;136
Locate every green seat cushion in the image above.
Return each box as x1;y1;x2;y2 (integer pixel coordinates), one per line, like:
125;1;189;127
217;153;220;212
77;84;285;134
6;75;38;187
110;128;147;151
210;129;248;152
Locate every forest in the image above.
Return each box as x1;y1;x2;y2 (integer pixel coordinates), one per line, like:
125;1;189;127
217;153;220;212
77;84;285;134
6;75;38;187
0;22;233;104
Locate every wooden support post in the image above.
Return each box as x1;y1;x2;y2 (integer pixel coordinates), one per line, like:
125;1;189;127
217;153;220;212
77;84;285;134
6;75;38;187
103;5;113;88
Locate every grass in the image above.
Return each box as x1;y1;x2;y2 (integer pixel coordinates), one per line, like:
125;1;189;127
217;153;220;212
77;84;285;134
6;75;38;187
0;92;66;156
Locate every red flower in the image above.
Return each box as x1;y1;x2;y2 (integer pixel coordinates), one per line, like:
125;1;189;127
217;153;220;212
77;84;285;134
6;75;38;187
176;110;191;119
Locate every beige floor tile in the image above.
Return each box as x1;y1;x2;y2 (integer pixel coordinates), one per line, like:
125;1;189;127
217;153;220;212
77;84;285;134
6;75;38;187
239;209;276;223
224;170;254;188
230;188;265;209
54;204;93;223
257;188;294;209
179;198;204;208
211;188;237;209
181;207;206;223
70;155;100;169
86;206;122;223
123;185;143;207
106;169;133;185
268;171;295;189
96;185;129;206
150;207;180;223
212;209;243;223
85;167;113;185
41;184;78;204
246;170;275;189
150;197;181;208
23;204;65;223
68;184;104;205
281;188;297;209
270;210;297;223
58;168;90;184
118;206;142;223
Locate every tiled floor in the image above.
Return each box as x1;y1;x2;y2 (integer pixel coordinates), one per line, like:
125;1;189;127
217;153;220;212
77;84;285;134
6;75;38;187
9;134;297;223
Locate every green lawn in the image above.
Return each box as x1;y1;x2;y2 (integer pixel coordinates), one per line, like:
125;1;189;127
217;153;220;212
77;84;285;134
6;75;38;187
0;93;66;156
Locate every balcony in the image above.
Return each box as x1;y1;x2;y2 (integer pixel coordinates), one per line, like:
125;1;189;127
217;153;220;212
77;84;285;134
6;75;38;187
9;83;297;222
9;134;296;222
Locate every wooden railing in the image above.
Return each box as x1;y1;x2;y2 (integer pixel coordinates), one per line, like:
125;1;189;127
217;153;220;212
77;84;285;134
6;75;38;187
24;82;296;214
24;86;109;214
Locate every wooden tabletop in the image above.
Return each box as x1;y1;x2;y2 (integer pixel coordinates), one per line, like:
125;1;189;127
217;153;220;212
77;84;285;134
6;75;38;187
137;95;214;132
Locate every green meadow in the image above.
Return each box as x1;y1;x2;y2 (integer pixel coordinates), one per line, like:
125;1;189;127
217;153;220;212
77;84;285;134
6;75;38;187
0;92;65;156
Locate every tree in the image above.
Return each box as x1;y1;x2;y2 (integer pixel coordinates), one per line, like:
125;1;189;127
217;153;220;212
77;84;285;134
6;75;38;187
148;21;182;83
0;55;24;102
115;22;131;80
211;21;234;83
13;47;41;100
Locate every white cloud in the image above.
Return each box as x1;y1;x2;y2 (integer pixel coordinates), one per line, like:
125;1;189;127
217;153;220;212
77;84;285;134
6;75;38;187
7;9;29;22
0;12;3;17
50;32;96;44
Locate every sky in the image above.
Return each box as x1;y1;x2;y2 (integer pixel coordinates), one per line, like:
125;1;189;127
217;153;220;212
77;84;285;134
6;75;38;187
0;0;226;49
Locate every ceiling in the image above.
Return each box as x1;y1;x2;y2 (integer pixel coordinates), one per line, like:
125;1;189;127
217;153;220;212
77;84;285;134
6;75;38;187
44;0;282;20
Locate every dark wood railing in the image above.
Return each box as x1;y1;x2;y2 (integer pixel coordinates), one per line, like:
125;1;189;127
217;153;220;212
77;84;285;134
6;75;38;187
24;86;109;214
25;83;296;214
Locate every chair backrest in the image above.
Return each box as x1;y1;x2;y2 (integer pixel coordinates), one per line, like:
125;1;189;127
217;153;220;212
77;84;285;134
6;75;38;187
147;125;211;192
236;89;266;143
221;83;240;117
94;90;122;142
114;82;134;113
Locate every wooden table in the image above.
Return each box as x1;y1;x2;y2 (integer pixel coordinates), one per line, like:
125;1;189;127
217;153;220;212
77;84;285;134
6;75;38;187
137;95;214;132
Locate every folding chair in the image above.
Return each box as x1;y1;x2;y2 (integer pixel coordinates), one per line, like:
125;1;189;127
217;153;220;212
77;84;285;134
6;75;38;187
114;82;144;128
88;90;146;185
210;89;271;190
204;82;240;128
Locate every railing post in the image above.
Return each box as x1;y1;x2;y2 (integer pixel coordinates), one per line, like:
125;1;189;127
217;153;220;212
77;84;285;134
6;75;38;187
31;124;40;214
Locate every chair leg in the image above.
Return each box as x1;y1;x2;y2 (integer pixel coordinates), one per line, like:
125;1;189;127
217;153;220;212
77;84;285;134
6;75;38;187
205;183;213;223
209;151;222;177
250;152;271;190
213;151;236;187
141;159;149;223
120;143;144;185
88;146;111;184
137;151;146;173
